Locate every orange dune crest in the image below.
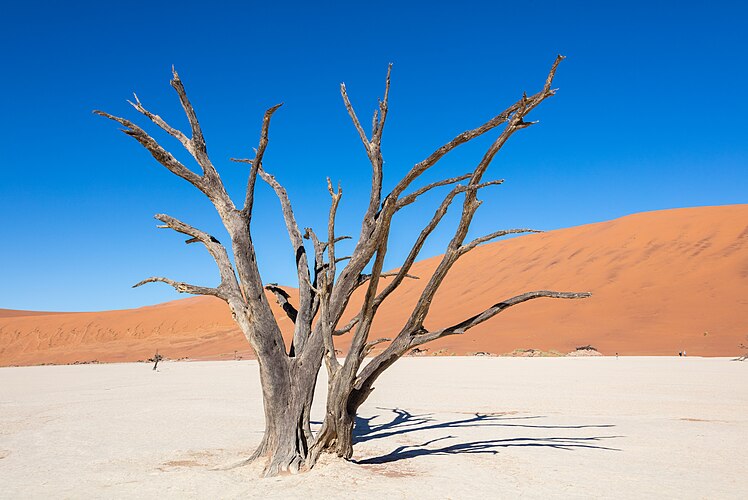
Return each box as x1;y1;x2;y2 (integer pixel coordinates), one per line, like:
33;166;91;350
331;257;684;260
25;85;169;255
1;205;747;366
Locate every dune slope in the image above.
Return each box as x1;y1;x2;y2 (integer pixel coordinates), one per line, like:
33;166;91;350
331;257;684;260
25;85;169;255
1;205;746;365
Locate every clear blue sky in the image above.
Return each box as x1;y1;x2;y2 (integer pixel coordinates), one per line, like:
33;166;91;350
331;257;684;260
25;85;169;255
1;1;746;311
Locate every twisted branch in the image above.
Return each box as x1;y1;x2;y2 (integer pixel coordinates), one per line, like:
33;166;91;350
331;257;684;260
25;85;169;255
265;284;299;323
414;291;592;345
133;277;222;297
231;103;283;218
258;167;313;355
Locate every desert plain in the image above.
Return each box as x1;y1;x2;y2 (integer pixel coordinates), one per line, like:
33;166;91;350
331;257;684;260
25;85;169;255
1;356;747;498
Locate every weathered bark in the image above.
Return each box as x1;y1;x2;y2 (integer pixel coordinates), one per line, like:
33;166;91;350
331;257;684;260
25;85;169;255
246;349;319;475
97;55;591;474
96;72;324;475
311;55;592;459
310;373;357;461
315;292;591;459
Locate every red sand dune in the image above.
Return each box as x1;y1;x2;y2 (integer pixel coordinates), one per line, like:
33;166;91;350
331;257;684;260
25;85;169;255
1;205;747;366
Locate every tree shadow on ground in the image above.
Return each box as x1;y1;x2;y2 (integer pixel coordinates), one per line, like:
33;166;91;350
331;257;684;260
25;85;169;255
352;407;622;465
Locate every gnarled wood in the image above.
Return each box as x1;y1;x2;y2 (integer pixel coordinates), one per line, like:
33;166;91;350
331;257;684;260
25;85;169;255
310;55;591;462
98;55;589;475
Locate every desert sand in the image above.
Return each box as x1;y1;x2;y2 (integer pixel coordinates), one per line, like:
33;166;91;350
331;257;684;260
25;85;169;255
2;204;747;366
1;357;746;498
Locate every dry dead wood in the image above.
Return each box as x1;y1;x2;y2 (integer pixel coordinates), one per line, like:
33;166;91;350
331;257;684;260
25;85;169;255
96;55;589;474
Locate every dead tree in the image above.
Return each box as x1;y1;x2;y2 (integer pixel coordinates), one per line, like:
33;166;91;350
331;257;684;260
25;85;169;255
152;350;163;370
96;55;589;475
737;337;748;361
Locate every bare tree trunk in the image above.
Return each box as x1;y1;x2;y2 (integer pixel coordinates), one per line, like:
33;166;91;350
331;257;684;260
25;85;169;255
310;370;357;461
310;338;396;461
248;354;319;475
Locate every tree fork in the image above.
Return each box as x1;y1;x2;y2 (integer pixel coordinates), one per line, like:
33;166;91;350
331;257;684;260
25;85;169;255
96;55;590;475
312;55;591;459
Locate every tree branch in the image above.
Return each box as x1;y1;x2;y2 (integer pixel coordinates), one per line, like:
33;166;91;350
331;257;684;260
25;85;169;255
231;103;283;218
358;271;419;288
341;55;570;394
400;59;565;334
459;228;543;255
341;64;392;228
374;180;503;310
340;82;370;155
92;110;204;188
333;315;360;336
155;213;218;244
326;178;343;289
128;93;191;150
153;213;241;300
372;63;392;144
414;291;591;344
324;235;351;250
319;297;341;374
328;57;565;339
303;228;326;285
362;337;391;358
96;71;235;213
132;276;222;297
165;68;232;192
170;67;207;158
258;167;313;355
395;174;472;211
309;179;345;371
98;68;288;367
258;168;311;287
389;55;565;200
355;290;591;396
265;284;299;324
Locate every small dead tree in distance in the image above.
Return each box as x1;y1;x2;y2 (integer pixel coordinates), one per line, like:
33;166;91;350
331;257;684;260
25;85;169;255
737;336;748;361
95;55;589;476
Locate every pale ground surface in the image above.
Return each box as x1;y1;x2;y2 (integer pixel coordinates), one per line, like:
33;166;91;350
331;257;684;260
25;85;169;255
1;357;746;499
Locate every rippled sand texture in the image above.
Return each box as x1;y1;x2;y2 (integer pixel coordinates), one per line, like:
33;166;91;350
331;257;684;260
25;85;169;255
2;205;747;366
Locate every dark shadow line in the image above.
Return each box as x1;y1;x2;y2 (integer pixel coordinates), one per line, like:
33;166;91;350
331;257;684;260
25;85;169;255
354;408;615;444
355;435;623;465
